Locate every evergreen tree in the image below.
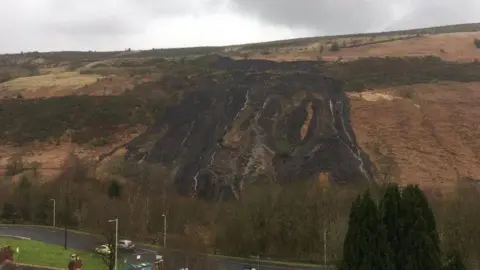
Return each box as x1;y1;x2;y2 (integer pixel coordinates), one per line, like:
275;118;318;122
408;185;440;251
343;195;363;269
361;191;394;269
107;180;122;199
399;185;442;270
379;184;403;269
343;191;394;270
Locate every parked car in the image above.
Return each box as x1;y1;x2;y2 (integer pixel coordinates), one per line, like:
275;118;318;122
95;244;112;255
118;239;135;251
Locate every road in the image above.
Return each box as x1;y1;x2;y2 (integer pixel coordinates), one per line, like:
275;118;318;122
0;225;333;270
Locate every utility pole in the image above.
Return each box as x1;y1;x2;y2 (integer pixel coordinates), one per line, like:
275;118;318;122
108;218;119;270
49;199;56;228
257;254;260;270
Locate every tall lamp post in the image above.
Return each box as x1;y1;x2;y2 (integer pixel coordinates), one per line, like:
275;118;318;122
64;182;70;250
162;213;167;248
108;218;119;270
49;199;56;228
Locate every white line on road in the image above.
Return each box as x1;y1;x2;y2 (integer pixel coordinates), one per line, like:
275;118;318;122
0;235;31;240
137;248;157;253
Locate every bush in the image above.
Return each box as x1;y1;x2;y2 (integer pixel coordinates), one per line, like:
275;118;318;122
1;203;19;223
5;155;24;176
89;137;108;147
474;38;480;48
330;41;341;52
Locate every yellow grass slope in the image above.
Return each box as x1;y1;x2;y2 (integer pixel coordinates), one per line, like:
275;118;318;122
245;31;480;62
323;31;480;62
348;81;480;188
0;71;101;98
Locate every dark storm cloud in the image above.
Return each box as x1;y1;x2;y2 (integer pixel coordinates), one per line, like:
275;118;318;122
228;0;480;35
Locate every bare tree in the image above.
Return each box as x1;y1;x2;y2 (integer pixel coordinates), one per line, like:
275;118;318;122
99;227;117;270
4;150;25;177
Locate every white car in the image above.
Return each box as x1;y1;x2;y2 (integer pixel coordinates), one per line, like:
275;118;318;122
95;244;112;255
118;239;135;251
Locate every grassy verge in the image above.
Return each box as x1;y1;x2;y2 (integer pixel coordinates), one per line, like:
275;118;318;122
0;237;106;269
0;223;100;238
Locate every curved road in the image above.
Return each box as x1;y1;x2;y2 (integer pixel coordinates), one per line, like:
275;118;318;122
0;225;332;270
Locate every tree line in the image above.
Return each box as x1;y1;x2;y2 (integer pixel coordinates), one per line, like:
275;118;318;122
342;184;466;269
0;154;479;268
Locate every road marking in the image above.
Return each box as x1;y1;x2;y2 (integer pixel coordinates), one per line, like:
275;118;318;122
0;235;31;240
137;248;157;253
133;251;152;256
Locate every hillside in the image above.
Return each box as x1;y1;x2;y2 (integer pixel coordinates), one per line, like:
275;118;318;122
0;23;480;198
349;81;480;188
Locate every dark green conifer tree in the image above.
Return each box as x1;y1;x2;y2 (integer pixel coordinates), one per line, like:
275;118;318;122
343;196;362;269
408;185;440;251
343;191;394;270
379;183;403;269
107;180;122;199
399;185;442;270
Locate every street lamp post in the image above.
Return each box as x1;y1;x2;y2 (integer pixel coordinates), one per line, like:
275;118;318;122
49;199;56;228
64;195;69;250
323;224;327;265
162;213;167;248
108;218;118;270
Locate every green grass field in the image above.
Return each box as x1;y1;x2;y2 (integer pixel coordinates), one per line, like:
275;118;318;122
0;237;107;269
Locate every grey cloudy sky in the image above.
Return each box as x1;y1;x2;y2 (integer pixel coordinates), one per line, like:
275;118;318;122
0;0;478;53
